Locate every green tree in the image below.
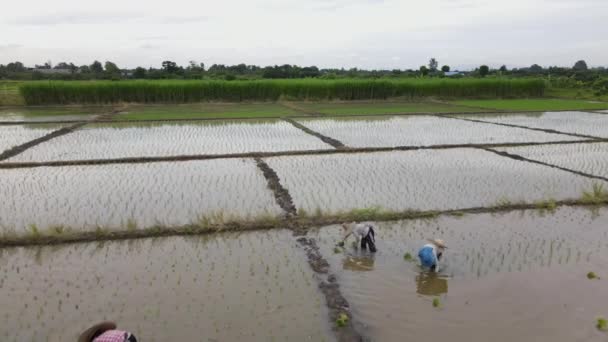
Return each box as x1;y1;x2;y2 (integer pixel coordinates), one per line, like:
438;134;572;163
573;60;588;71
419;65;429;76
162;61;179;73
104;61;120;74
90;60;103;74
441;65;450;72
133;67;147;79
429;58;438;72
479;65;489;77
499;65;507;72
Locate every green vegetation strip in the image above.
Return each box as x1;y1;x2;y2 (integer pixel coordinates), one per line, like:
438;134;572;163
1;198;606;248
19;79;545;105
453;99;608;111
282;118;346;148
0;139;602;170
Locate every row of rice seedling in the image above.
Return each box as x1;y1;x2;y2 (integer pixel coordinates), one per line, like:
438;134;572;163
19;79;546;105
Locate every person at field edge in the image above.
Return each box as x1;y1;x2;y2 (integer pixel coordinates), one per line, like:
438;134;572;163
337;222;377;252
78;322;137;342
418;239;447;272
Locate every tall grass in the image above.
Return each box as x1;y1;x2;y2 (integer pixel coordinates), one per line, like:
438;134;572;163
20;79;546;105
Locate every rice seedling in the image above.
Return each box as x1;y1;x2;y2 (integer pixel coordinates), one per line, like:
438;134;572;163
19;79;546;105
336;313;349;327
28;224;40;239
598;317;607;331
403;252;413;261
587;271;598;280
535;198;557;212
580;183;608;205
432;297;441;308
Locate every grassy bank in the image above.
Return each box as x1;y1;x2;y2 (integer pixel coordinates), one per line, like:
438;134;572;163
19;79;546;105
453;98;608;111
118;103;298;120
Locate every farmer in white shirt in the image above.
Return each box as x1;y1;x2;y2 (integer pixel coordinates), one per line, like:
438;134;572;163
418;239;446;272
337;222;377;253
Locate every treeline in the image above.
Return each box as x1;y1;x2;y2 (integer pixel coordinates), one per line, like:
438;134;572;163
2;58;606;81
20;79;545;105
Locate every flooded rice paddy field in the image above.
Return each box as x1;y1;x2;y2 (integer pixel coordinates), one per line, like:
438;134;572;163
266;150;599;213
0;124;66;152
0;107;106;122
296;115;580;148
458;111;608;138
496;142;608;178
6;120;332;162
0;230;333;342
0;159;281;233
311;206;608;341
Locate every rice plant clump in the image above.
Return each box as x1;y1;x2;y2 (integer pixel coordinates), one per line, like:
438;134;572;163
403;252;413;261
336;313;349;327
581;183;608;205
432;297;441;308
587;271;598;280
597;317;607;331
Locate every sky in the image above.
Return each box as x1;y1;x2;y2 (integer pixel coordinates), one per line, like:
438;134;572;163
1;0;607;70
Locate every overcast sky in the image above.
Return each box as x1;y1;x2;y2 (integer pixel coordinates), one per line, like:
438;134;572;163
1;0;606;70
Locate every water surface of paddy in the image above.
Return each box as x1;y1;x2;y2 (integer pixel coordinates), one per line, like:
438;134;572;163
496;142;608;178
266;150;599;213
8;120;332;162
458;111;608;138
296;115;579;148
311;207;608;341
0;124;66;152
0;159;281;232
0;230;333;342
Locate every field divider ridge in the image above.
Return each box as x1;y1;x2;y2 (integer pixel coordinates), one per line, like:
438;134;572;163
480;147;608;182
2;139;607;169
294;234;364;342
437;114;605;140
254;157;298;217
0;122;88;162
2;200;607;248
282;118;346;148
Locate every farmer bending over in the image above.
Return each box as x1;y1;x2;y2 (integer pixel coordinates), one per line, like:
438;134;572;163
418;239;446;272
337;222;377;253
78;322;137;342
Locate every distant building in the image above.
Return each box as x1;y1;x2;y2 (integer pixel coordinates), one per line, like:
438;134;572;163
32;68;72;74
444;71;465;77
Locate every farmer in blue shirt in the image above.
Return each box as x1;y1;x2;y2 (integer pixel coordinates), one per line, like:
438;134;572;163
418;239;446;272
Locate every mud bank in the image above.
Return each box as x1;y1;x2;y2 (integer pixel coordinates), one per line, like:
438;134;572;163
255;157;297;216
283;118;346;148
0;122;87;161
296;236;363;342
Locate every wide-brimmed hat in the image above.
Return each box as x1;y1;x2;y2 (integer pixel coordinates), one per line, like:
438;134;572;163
428;238;447;249
78;322;117;342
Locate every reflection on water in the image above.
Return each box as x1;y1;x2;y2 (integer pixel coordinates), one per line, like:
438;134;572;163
416;272;448;296
342;254;375;272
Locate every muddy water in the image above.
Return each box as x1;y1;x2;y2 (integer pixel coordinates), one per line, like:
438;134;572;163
0;159;281;233
311;207;608;341
497;142;608;178
296;116;578;148
0;230;333;342
266;149;600;214
0;124;66;152
8;120;331;162
459;111;608;138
